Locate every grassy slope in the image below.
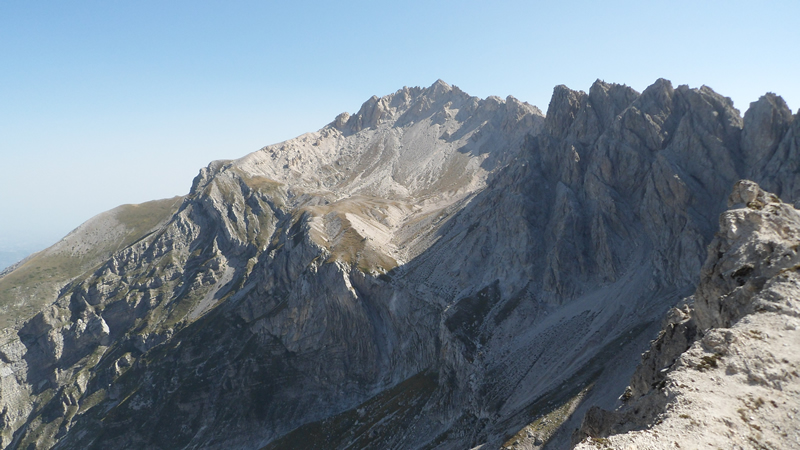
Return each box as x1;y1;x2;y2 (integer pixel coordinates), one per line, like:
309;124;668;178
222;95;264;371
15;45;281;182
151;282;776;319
0;197;183;330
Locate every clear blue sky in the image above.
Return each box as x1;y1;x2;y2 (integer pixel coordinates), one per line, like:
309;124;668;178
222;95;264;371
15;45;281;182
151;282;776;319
1;0;798;260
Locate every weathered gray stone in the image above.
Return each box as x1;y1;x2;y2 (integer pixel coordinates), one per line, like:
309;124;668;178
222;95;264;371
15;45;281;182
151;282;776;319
574;181;800;449
2;78;799;450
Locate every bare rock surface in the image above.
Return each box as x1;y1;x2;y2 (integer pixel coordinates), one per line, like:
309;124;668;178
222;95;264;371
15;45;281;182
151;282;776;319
574;181;800;449
0;80;798;449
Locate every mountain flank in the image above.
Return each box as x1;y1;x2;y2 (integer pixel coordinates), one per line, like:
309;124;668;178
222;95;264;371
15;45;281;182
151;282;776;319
0;79;798;449
0;197;183;330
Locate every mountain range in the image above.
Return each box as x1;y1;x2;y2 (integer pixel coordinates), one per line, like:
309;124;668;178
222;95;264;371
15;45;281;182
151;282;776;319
0;78;798;449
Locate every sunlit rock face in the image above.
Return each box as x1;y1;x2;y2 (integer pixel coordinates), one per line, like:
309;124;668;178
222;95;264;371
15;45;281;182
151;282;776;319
0;78;797;449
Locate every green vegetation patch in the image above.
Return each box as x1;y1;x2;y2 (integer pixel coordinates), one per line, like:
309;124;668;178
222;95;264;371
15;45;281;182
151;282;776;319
696;353;723;371
262;370;439;450
0;196;182;329
239;173;286;199
114;197;184;247
502;385;593;449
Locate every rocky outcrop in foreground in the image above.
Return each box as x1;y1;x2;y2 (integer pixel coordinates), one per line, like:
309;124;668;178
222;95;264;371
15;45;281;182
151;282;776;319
574;180;800;449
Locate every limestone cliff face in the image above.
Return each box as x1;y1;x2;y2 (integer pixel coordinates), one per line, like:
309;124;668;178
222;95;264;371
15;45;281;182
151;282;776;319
0;79;797;449
743;94;800;204
573;181;800;449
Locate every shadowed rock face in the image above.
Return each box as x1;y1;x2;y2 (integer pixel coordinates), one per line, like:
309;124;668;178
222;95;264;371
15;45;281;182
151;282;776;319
0;79;797;449
573;181;800;449
743;94;800;205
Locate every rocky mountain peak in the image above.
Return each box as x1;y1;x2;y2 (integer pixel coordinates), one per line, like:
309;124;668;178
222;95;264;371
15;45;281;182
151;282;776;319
332;111;351;130
587;79;639;128
742;92;794;167
544;84;587;138
231;80;545;211
335;80;544;137
636;77;674;110
426;78;453;98
339;79;469;133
